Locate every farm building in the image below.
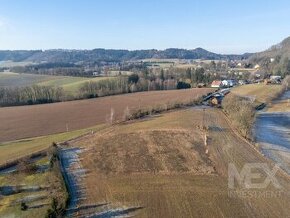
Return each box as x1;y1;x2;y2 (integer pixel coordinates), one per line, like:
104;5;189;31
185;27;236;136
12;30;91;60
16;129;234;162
211;80;222;88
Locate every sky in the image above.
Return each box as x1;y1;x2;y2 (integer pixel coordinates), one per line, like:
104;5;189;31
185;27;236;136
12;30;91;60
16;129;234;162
0;0;290;54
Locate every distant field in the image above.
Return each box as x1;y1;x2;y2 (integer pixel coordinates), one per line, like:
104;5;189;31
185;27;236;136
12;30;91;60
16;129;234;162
37;76;113;96
0;88;213;142
0;72;58;87
0;60;34;67
108;70;132;76
231;84;283;103
0;71;112;96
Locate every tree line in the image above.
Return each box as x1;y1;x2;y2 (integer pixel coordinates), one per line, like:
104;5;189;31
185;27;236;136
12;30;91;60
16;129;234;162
78;75;178;98
0;85;64;106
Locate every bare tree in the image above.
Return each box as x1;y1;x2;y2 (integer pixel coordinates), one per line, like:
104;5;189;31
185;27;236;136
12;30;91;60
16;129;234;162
123;106;131;121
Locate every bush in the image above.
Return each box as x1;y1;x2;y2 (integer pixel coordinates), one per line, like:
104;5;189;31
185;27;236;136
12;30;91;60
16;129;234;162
45;198;65;218
46;144;69;218
282;75;290;90
17;158;37;174
128;74;139;84
21;202;28;211
177;81;191;89
124;97;202;121
222;94;255;139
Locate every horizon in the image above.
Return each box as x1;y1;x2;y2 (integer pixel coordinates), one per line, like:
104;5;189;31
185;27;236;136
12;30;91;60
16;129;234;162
1;0;290;54
0;47;255;55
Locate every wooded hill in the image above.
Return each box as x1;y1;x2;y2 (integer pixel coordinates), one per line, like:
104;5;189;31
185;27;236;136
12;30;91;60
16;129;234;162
0;48;251;63
249;36;290;76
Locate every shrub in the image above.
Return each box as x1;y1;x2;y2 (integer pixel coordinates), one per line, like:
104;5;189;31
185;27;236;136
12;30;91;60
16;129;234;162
222;94;255;139
177;81;191;89
45;198;65;218
282;75;290;90
20;202;28;211
17;158;37;174
124;97;202;121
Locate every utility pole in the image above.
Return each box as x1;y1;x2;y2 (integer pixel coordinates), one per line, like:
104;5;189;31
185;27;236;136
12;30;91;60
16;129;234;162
202;108;206;130
202;108;208;154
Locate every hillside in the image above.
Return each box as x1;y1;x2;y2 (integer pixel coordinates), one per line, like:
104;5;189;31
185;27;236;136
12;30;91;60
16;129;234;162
250;37;290;62
249;36;290;75
0;48;250;63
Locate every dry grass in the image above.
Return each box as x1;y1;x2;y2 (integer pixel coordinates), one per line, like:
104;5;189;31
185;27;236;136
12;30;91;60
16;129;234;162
0;124;105;165
267;99;290;112
67;108;290;217
232;84;284;103
0;158;65;218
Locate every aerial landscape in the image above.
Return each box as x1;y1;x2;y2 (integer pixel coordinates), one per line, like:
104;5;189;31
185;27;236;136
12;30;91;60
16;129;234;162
0;0;290;217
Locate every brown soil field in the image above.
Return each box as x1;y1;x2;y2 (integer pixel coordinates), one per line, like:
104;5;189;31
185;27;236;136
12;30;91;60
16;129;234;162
67;108;290;217
0;88;213;142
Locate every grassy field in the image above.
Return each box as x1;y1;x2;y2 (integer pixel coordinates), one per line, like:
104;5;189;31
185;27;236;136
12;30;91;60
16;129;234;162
0;71;112;96
266;90;290;112
0;124;106;165
231;84;283;103
267;99;290;112
65;108;290;217
0;61;34;67
37;76;113;96
0;88;213;142
0;156;67;218
0;72;59;88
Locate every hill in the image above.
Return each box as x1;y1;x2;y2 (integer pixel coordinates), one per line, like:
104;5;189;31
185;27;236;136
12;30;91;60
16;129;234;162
249;36;290;75
0;48;250;63
250;37;290;62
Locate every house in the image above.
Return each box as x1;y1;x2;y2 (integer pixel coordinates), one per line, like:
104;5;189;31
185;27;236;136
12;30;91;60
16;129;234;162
222;80;235;87
211;80;222;88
